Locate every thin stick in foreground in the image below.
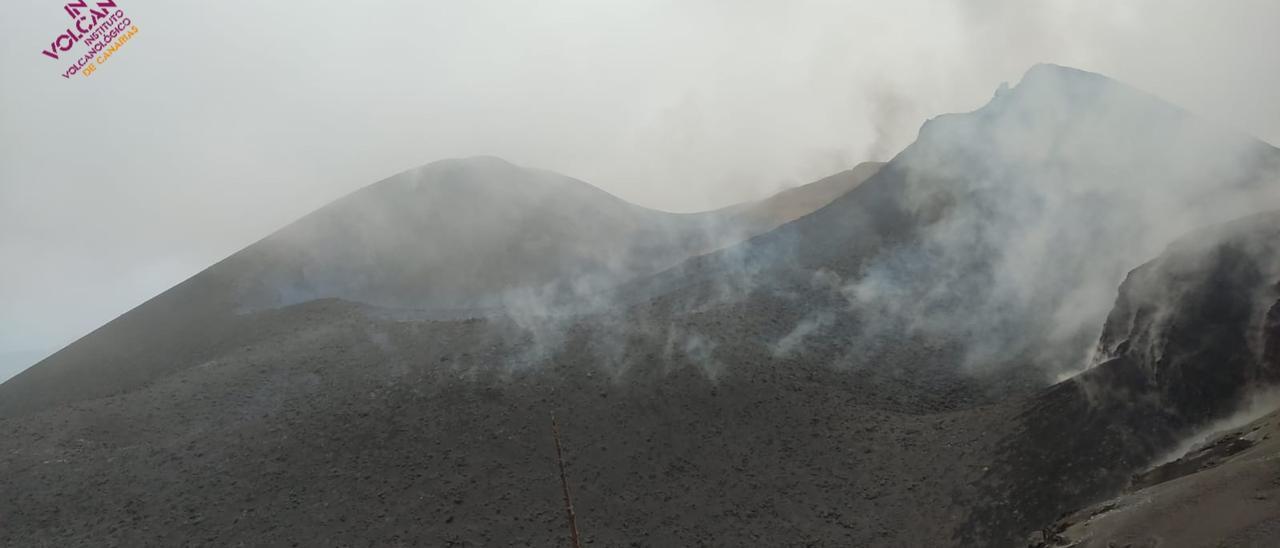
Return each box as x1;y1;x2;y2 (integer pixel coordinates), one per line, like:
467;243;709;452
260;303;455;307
552;413;582;548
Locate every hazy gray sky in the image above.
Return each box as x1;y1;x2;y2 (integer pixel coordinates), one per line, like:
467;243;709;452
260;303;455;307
2;0;1278;382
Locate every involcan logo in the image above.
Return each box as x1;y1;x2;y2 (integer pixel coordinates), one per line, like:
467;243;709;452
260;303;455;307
41;1;139;79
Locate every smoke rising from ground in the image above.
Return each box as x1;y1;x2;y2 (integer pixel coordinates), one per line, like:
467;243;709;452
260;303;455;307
3;1;1280;381
1150;387;1280;468
827;66;1280;378
224;66;1280;384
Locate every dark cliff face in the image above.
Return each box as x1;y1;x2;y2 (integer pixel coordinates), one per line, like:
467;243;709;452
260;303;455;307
962;211;1280;546
1265;297;1280;367
1093;211;1280;422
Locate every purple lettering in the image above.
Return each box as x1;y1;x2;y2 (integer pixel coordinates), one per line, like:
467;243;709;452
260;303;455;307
63;1;88;18
55;34;76;51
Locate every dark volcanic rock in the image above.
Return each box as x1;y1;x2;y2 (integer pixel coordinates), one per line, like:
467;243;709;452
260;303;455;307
0;299;1011;547
961;211;1280;545
1094;211;1280;420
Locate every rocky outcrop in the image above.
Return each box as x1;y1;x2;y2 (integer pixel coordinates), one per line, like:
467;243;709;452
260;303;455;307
1092;210;1280;422
964;211;1280;546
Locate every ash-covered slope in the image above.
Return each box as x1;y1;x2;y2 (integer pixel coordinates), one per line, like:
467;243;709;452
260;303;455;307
233;156;713;311
0;158;880;417
707;160;885;232
4;212;1278;547
230;156;880;312
0;301;1015;547
231;157;882;312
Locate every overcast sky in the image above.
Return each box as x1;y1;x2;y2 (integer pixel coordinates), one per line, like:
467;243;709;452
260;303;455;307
1;0;1278;382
